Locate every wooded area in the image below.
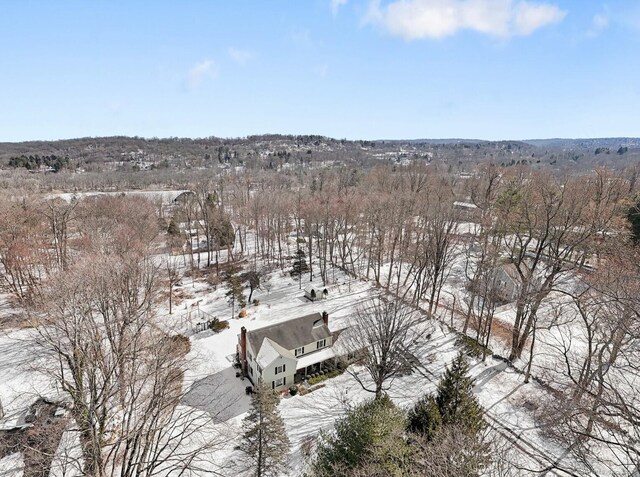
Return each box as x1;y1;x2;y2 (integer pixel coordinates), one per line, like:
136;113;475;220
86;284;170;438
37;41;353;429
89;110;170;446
1;157;640;476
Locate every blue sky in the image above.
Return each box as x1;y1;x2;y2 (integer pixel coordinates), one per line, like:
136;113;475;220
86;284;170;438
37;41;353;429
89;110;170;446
0;1;639;141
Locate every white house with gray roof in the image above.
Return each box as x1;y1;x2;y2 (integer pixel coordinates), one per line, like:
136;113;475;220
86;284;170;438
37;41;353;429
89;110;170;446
237;311;340;391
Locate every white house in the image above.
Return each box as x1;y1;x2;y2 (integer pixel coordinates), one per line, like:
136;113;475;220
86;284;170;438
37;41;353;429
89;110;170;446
237;312;340;391
304;285;328;302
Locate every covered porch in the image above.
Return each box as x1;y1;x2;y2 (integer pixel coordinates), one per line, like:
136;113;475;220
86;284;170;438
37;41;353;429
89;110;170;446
294;347;337;383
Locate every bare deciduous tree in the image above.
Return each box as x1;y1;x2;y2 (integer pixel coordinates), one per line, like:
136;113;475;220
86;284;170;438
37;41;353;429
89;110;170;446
539;247;640;475
496;170;624;361
43;197;78;272
0;197;52;305
165;255;181;315
342;295;429;399
34;252;227;477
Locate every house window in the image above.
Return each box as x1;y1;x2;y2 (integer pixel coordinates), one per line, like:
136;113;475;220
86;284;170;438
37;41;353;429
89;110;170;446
316;339;326;349
275;364;286;374
249;366;253;376
258;365;263;377
247;353;252;362
273;377;286;388
295;347;305;356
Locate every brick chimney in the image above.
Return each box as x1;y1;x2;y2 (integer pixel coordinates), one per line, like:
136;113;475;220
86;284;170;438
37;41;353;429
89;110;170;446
240;327;247;375
322;311;329;327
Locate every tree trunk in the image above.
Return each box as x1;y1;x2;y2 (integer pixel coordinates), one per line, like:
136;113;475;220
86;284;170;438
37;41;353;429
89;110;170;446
524;324;536;383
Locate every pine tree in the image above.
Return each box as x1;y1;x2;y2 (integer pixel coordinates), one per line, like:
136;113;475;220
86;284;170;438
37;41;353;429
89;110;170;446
167;218;180;236
406;354;488;476
240;384;290;477
435;351;485;436
312;396;410;476
290;249;309;277
407;394;442;440
225;274;246;318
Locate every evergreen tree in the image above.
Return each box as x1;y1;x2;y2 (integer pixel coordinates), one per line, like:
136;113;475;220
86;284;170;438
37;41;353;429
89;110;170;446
312;396;410;477
407;394;442;440
290;248;309;289
240;384;290;477
290;249;309;277
627;194;640;243
408;352;485;441
167;217;180;236
225;273;246;318
435;352;485;435
211;211;235;246
206;191;218;207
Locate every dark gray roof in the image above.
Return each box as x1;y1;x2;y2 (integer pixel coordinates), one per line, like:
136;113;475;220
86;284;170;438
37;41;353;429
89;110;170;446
247;312;331;354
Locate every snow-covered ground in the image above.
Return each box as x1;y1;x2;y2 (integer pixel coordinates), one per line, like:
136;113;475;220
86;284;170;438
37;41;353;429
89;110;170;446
152;253;604;475
0;453;23;477
0;326;59;430
0;237;630;476
46;189;191;205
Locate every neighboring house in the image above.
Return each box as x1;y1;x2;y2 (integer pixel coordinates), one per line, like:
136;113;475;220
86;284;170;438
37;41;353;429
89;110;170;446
304;285;328;302
237;312;340;391
453;200;480;222
173;190;195;205
493;263;521;303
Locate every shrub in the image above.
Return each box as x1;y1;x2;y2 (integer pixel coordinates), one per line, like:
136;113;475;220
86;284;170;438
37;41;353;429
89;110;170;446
209;318;230;333
165;334;191;357
307;369;343;386
289;385;299;396
253;299;260;306
407;395;442;440
456;335;492;359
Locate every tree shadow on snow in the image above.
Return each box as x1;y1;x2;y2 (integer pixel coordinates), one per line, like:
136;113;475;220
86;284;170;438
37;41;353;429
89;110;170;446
181;366;251;422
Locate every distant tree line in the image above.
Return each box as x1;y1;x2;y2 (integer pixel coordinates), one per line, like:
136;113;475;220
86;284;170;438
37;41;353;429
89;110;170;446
8;154;69;172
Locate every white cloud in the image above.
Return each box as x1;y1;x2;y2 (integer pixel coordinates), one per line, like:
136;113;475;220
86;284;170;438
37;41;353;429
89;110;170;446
331;0;348;16
513;2;566;35
365;0;566;40
186;59;218;90
592;13;609;30
587;10;609;37
228;47;254;65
